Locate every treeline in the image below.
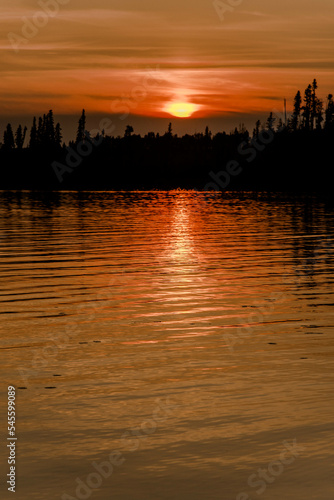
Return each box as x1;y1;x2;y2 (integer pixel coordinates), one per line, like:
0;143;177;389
0;79;333;191
1;110;62;150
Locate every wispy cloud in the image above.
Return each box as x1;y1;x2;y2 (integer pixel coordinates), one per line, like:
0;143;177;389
0;0;333;120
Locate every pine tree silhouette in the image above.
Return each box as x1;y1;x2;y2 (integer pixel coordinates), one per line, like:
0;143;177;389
292;91;302;131
76;109;86;144
29;117;38;148
3;124;15;149
15;125;27;149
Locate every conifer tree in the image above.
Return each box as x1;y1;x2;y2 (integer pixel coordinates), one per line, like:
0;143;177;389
325;94;334;129
302;84;312;130
37;117;44;144
266;112;275;131
46;110;55;143
311;79;318;130
76;109;86;143
29;117;38;148
291;91;302;131
253;119;261;138
205;126;212;139
55;123;62;147
3;123;15;149
124;125;134;138
15;125;27;149
315;99;323;130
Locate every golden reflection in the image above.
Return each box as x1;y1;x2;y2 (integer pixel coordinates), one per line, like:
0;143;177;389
164;193;199;266
153;193;215;341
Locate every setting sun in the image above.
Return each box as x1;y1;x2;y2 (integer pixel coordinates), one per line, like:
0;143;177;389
166;102;197;118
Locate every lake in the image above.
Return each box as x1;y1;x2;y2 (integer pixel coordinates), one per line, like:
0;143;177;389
0;190;333;500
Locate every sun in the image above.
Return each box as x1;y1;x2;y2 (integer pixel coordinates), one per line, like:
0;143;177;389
166;102;197;118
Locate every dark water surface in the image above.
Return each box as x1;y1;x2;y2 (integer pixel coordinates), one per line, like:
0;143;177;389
0;191;333;500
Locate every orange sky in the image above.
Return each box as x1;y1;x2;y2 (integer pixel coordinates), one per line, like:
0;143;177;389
1;0;334;132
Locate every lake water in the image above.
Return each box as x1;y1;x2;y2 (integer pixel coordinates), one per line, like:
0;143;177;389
0;191;333;500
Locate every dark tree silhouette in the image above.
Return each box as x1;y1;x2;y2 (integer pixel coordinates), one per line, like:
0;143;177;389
1;79;333;191
266;112;275;131
253;119;261;138
37;117;44;144
76;109;86;144
291;91;302;131
3;124;15;149
277;118;284;131
325;94;334;129
45;110;55;144
29;117;38;148
205;126;212;139
55;123;62;147
15;125;27;149
124;125;134;138
311;79;318;130
303;84;312;130
315;98;323;130
145;132;155;141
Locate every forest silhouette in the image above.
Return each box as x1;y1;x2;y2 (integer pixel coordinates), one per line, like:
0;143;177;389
1;79;333;191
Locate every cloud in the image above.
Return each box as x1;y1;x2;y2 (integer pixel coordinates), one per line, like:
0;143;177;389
0;0;333;121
